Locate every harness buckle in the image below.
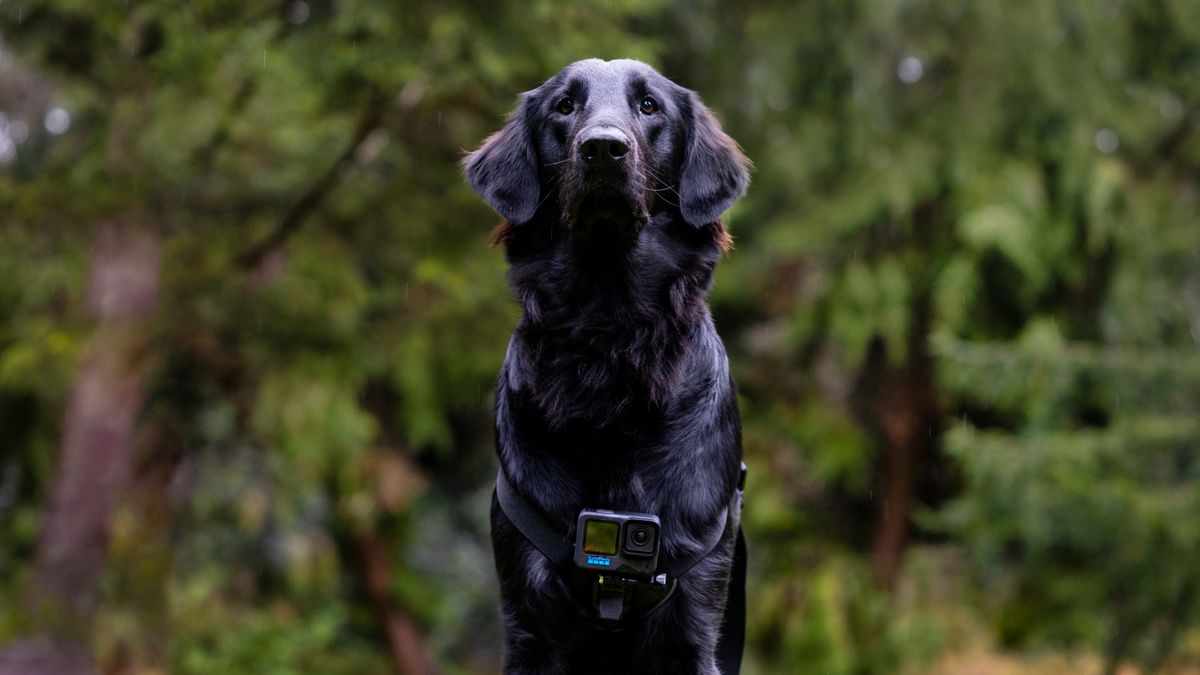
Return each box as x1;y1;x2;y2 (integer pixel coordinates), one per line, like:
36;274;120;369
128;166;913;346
594;576;628;621
590;573;673;625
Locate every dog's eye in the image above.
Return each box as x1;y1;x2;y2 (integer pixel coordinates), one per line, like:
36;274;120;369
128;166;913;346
556;97;575;115
639;96;659;115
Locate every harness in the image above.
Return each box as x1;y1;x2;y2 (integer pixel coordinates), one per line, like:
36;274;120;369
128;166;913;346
494;463;748;675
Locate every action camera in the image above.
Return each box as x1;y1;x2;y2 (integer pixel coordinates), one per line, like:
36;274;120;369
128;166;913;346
574;509;661;578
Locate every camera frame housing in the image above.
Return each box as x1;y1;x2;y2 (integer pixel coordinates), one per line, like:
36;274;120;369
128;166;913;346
574;509;661;578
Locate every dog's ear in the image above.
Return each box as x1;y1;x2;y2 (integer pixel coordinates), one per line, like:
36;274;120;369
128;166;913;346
463;91;540;224
677;91;751;228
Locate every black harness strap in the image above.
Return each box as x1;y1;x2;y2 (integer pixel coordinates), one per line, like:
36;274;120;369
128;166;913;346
494;469;573;569
493;465;748;674
716;527;747;675
660;504;730;579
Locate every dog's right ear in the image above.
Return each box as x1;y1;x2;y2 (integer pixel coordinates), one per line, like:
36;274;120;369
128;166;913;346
463;91;540;225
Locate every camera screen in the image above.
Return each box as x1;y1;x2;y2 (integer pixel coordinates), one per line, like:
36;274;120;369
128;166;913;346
582;519;619;555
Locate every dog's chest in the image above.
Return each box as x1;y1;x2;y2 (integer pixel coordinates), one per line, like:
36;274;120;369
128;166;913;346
503;387;730;528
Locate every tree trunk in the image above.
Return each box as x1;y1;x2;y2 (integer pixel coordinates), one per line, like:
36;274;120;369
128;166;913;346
355;533;442;675
870;401;921;589
861;300;940;591
1143;580;1195;673
0;226;159;675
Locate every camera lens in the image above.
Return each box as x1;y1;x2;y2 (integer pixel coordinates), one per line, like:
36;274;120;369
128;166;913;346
623;520;657;556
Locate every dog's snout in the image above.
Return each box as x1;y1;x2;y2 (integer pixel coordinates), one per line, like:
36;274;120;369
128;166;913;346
579;128;630;166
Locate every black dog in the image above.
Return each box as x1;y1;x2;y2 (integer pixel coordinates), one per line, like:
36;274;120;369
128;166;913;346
464;58;750;675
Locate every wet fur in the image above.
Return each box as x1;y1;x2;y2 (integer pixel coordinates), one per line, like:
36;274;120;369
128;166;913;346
464;59;750;675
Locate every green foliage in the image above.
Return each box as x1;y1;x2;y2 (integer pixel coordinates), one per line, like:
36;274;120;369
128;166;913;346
169;598;389;675
1;0;1198;672
935;338;1200;664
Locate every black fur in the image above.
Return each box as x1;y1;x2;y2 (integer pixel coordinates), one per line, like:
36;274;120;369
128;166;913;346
464;59;750;675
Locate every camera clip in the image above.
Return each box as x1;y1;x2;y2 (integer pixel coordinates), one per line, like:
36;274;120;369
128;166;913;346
595;575;629;621
591;572;675;623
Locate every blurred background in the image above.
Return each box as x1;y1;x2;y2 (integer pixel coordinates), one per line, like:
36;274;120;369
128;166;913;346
1;1;1199;673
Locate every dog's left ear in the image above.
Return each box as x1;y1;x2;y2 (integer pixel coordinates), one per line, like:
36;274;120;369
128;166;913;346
677;91;751;228
463;91;541;224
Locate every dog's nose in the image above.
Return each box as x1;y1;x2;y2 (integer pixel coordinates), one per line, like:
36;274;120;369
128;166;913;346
579;128;630;166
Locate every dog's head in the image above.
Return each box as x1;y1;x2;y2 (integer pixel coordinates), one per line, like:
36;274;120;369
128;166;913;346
464;59;749;242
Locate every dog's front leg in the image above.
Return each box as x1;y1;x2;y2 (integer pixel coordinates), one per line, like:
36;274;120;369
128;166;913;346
498;559;576;675
499;609;568;675
640;563;731;675
494;503;576;675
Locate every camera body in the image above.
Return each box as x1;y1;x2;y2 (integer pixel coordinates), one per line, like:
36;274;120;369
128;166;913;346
574;509;661;578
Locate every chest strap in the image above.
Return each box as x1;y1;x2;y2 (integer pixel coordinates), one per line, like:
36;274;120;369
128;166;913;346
494;464;748;674
495;467;740;579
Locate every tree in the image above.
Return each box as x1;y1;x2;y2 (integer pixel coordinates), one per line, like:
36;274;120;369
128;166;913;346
660;0;1200;671
2;1;1198;673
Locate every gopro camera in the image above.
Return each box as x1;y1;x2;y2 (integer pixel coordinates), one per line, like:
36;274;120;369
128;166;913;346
574;509;661;578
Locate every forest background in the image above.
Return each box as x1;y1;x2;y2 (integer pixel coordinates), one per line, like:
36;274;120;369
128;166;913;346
1;1;1199;674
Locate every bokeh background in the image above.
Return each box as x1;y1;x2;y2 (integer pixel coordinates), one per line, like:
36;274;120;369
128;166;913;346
1;1;1199;674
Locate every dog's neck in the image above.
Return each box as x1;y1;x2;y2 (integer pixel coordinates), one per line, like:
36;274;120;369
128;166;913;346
503;211;719;433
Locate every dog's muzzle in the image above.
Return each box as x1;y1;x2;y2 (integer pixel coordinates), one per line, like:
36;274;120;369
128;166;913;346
561;126;648;233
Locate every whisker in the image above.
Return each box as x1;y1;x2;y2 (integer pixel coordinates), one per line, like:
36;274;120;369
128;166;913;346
530;169;566;213
643;167;681;198
533;174;563;212
639;167;681;209
648;191;679;208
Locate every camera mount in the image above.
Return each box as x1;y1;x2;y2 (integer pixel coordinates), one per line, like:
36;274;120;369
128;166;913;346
494;464;745;629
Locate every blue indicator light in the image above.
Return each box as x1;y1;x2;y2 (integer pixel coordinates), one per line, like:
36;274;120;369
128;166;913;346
586;555;611;567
